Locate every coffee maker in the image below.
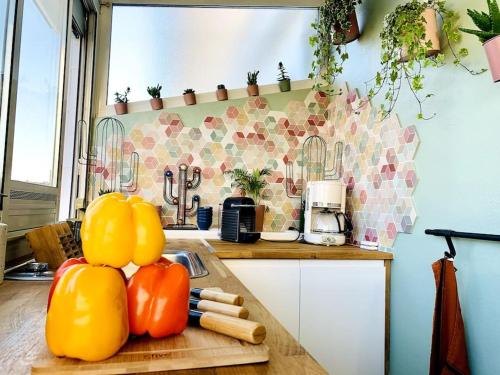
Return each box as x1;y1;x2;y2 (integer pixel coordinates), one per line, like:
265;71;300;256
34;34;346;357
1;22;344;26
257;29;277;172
303;180;352;246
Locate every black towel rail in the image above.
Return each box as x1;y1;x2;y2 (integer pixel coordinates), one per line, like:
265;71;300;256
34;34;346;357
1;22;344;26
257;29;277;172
425;229;500;259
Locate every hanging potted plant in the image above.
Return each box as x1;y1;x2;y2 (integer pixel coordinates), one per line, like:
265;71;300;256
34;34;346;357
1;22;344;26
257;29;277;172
147;84;163;110
367;0;485;120
183;88;196;105
114;87;130;115
224;168;271;232
247;70;260;96
216;84;228;101
460;0;500;82
309;0;362;95
277;62;291;92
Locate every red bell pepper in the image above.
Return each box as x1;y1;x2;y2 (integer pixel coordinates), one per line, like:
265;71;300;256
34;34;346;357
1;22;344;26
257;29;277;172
47;257;87;309
127;257;190;338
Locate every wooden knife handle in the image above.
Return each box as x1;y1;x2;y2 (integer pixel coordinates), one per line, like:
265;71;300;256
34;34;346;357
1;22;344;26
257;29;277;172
192;288;244;306
195;299;249;319
198;311;266;344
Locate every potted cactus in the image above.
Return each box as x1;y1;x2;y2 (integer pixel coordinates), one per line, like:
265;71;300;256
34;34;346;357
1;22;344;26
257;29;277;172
183;88;196;105
147;84;163;110
246;70;259;96
216;84;228;101
460;0;500;82
114;87;130;115
277;62;291;92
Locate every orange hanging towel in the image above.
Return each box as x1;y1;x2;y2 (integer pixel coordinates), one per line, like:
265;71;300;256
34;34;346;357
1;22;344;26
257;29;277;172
429;258;470;375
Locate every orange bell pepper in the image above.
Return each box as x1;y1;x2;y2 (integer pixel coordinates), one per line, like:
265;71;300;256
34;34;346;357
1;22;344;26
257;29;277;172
127;257;190;338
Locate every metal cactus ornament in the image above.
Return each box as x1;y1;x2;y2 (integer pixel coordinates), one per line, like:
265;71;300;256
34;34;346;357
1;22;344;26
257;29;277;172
163;163;201;229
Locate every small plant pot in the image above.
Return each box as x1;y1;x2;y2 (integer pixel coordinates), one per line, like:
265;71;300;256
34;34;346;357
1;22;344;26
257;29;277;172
333;11;360;44
278;79;291;92
150;98;163;110
255;204;265;232
216;88;228;101
247;84;259;96
183;93;196;106
483;35;500;82
400;8;440;62
114;102;128;115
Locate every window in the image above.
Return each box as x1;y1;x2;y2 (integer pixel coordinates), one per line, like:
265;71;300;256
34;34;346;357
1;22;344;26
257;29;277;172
10;0;67;186
108;6;317;103
0;0;11;109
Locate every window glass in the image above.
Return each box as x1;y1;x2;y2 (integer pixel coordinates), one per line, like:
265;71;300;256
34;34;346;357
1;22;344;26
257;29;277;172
11;0;67;185
108;6;317;103
0;0;11;109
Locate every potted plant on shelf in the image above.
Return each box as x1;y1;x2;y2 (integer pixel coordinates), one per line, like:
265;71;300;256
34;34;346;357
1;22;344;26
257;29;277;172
277;62;291;92
247;70;260;96
147;84;163;110
309;0;362;95
460;0;500;82
216;84;228;101
367;0;485;120
224;167;271;232
183;88;196;105
114;87;130;115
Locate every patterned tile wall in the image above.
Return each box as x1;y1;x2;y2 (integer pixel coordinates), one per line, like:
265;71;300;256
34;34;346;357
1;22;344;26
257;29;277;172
94;84;419;248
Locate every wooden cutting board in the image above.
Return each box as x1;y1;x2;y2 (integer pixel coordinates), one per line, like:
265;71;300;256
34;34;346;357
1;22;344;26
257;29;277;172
31;326;269;374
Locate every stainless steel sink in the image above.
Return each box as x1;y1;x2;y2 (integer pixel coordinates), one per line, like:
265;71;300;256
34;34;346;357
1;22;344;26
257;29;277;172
163;250;209;278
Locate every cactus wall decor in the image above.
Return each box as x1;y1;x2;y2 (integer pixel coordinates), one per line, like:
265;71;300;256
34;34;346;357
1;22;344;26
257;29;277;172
163;163;201;228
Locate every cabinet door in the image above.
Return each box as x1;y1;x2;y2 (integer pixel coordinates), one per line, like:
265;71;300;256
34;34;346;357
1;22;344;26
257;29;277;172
222;259;300;340
300;260;386;375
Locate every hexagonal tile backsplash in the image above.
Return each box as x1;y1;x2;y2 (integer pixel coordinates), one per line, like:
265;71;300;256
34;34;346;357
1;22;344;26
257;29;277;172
96;84;419;248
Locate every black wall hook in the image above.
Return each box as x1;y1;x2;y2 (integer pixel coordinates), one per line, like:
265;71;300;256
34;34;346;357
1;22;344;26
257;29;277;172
425;229;500;259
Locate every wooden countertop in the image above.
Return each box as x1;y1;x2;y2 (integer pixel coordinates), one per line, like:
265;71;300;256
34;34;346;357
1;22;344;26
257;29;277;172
208;240;393;260
0;240;326;374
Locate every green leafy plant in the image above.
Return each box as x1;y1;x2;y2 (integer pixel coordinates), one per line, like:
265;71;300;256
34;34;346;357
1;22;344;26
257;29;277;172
367;0;485;120
459;0;500;42
183;88;195;95
309;0;361;95
147;84;162;99
247;70;259;85
98;188;113;196
277;62;290;81
114;87;130;103
224;168;271;205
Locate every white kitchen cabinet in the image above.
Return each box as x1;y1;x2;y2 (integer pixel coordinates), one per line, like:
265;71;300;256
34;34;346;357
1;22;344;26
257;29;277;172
299;260;386;375
222;259;300;340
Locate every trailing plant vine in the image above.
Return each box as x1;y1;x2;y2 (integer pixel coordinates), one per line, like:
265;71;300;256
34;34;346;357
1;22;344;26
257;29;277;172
309;0;361;95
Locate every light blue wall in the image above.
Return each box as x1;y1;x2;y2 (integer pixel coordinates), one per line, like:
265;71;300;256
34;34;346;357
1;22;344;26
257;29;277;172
339;1;500;374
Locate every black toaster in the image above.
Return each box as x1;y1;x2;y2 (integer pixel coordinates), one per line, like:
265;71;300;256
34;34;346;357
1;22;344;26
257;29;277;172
220;197;261;243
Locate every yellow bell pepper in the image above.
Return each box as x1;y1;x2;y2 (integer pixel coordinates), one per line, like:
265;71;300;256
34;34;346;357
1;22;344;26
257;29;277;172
81;193;165;268
46;264;129;361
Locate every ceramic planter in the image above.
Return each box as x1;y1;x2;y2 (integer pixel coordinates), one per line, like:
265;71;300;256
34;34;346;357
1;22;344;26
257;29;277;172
247;84;259;96
255;204;265;232
278;79;291;92
484;35;500;82
150;98;163;110
400;8;440;62
333;11;360;44
216;88;228;101
183;92;196;106
114;102;128;115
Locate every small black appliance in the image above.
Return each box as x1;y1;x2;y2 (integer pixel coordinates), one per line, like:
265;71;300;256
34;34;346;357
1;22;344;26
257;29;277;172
220;197;261;243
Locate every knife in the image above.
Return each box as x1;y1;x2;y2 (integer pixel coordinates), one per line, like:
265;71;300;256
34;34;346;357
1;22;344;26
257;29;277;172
189;297;249;319
188;309;266;344
190;287;244;306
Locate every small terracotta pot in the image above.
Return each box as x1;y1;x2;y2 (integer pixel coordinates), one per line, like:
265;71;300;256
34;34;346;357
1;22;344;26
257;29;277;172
150;98;163;110
484;35;500;82
255;204;265;232
279;79;291;92
216;88;228;101
247;84;259;96
114;102;128;115
333;11;360;44
400;8;440;62
183;92;196;106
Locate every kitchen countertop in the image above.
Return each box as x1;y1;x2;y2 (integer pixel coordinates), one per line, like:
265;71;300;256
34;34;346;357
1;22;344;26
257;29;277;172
208;240;394;260
0;239;326;374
